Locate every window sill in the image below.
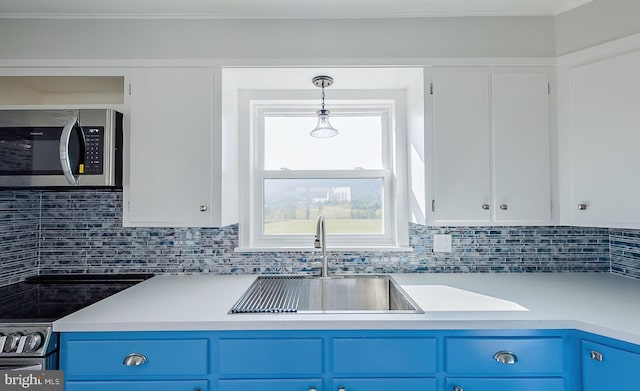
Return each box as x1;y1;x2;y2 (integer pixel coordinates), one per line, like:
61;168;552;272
234;246;414;253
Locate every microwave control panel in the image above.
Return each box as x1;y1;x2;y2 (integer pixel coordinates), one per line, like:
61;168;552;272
82;127;104;175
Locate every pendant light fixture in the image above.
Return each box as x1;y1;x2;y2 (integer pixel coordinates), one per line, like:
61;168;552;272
310;75;338;138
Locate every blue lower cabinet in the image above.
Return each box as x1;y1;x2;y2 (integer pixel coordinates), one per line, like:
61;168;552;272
332;378;436;391
61;329;575;391
445;378;564;391
218;338;323;377
332;337;436;375
445;338;564;375
64;338;209;377
61;332;212;391
582;340;640;391
218;379;323;391
66;380;208;391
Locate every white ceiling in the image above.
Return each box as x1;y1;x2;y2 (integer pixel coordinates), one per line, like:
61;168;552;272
0;0;593;19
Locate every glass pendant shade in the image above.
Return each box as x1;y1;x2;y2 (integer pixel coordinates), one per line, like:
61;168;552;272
310;75;338;138
310;109;338;138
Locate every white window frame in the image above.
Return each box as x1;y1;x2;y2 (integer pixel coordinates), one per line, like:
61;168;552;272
237;89;409;251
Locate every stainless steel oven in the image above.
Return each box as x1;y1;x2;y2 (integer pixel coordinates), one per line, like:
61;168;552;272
0;109;123;188
0;274;152;370
0;324;58;370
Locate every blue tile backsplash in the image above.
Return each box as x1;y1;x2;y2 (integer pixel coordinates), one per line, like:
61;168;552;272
610;229;640;279
0;191;40;286
0;190;639;287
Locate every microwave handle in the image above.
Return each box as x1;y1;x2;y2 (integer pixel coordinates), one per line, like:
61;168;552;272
59;116;81;186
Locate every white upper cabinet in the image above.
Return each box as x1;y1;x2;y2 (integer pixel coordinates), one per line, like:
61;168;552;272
564;49;640;227
431;71;491;223
492;72;551;223
429;69;552;225
124;68;215;227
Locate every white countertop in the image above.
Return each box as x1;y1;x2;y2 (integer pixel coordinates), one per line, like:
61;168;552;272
53;273;640;345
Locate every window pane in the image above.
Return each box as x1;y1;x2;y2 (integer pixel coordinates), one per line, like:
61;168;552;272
263;178;383;235
264;115;383;170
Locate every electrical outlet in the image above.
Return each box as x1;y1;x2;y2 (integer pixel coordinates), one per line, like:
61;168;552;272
433;234;452;253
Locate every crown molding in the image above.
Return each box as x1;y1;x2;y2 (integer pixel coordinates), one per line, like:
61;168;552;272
0;0;593;20
552;0;593;16
557;32;640;66
0;57;557;69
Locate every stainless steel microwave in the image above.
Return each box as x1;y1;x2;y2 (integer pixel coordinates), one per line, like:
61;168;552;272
0;109;123;188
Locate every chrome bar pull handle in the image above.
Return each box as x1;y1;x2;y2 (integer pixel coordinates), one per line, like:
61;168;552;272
494;350;518;364
59;115;80;186
499;204;508;210
578;203;588;210
199;205;208;212
308;388;316;391
481;204;490;210
590;350;603;362
338;387;346;391
453;386;463;391
123;352;147;366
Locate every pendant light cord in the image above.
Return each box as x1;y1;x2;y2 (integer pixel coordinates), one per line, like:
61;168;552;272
321;87;326;111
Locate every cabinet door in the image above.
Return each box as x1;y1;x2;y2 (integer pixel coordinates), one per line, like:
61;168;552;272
218;338;323;377
492;72;551;223
582;340;640;391
126;68;214;227
431;71;491;223
218;379;322;391
446;377;564;391
66;380;207;391
332;378;435;391
568;49;640;227
332;337;436;375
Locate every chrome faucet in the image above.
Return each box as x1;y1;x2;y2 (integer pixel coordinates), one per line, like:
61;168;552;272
314;214;329;277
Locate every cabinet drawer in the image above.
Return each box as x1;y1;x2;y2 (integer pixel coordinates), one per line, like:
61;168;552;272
66;380;208;391
218;379;322;391
445;338;563;375
64;339;208;377
446;377;564;391
332;337;436;375
333;378;436;391
218;338;323;377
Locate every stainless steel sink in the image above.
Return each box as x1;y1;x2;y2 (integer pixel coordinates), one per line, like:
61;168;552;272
229;275;423;314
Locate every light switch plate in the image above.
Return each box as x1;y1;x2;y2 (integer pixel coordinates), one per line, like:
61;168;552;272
433;234;452;253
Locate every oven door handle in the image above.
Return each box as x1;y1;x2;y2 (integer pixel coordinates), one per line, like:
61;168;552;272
59;115;84;186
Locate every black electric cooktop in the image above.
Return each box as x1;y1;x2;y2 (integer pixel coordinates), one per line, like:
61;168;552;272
0;274;153;323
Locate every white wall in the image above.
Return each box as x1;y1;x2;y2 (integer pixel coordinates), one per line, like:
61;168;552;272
2;6;640;61
555;0;640;55
0;17;556;60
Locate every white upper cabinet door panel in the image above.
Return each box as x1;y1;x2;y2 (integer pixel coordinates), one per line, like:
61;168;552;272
492;72;551;223
126;68;214;227
569;50;640;227
432;71;491;223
